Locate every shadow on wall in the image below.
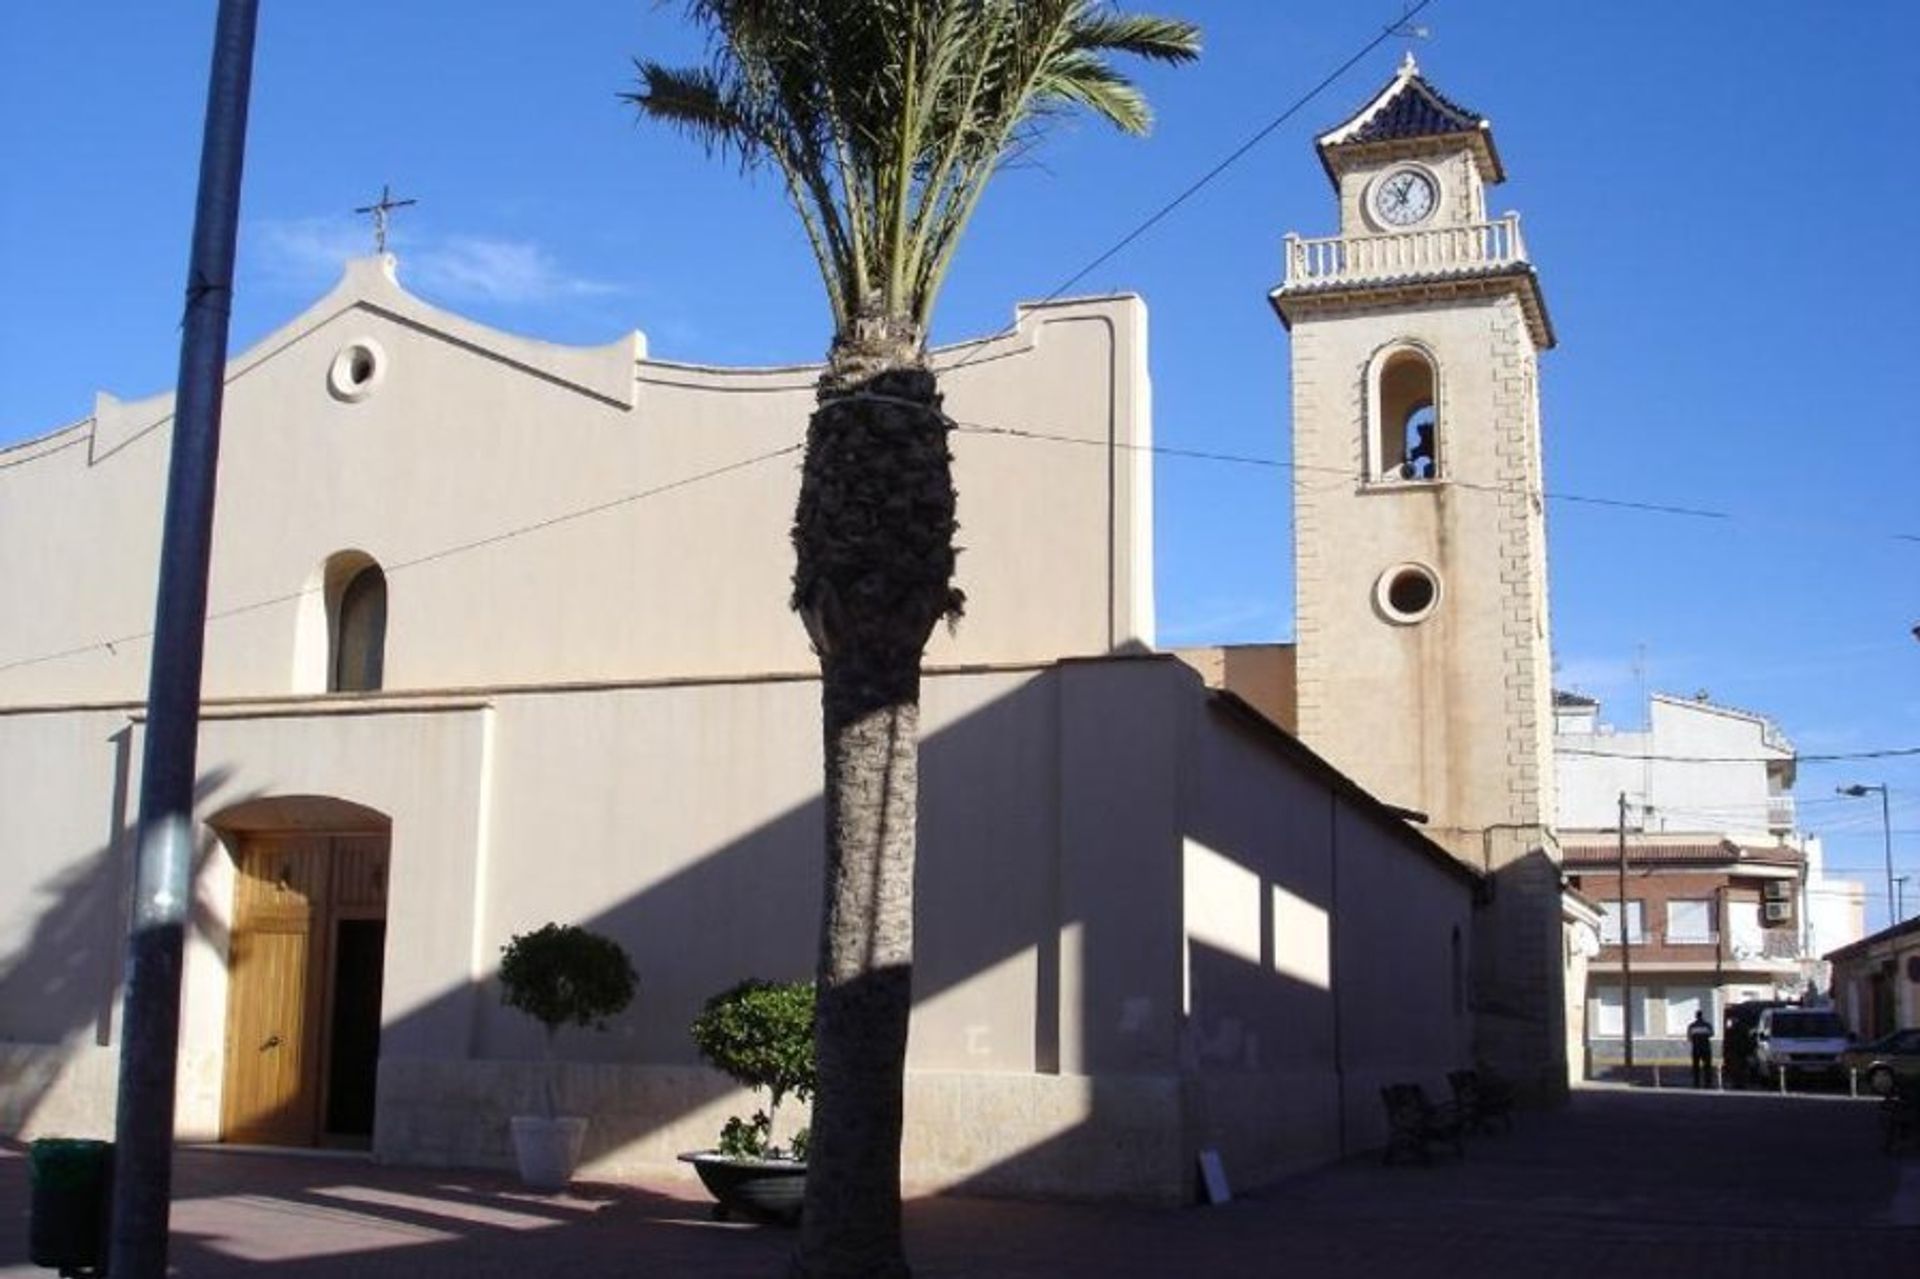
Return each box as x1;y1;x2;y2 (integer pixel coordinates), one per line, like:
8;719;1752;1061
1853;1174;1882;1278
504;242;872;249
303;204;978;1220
3;658;1468;1207
363;658;1457;1200
1470;848;1568;1105
0;745;246;1133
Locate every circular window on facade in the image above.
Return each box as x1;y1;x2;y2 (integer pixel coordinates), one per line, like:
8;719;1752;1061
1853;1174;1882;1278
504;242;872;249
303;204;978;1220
327;338;388;403
1374;562;1442;625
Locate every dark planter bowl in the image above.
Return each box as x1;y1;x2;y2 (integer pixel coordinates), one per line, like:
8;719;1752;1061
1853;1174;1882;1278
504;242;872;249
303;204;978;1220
679;1152;807;1225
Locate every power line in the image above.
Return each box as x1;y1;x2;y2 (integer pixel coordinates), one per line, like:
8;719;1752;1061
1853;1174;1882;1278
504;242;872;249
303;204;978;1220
951;419;1920;543
945;0;1438;377
1557;746;1920;765
0;441;803;676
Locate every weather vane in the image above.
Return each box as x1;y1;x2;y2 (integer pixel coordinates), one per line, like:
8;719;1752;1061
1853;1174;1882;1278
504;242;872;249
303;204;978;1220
1389;2;1431;57
353;184;417;255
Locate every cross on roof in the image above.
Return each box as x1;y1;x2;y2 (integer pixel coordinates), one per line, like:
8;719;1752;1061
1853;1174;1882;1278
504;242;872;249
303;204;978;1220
353;184;417;255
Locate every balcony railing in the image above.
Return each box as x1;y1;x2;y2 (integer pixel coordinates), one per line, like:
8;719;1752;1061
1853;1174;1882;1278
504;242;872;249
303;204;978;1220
1599;931;1720;949
1767;795;1796;830
1282;214;1529;290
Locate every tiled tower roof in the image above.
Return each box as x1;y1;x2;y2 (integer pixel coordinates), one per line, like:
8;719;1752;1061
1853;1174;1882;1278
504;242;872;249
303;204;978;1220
1316;54;1505;183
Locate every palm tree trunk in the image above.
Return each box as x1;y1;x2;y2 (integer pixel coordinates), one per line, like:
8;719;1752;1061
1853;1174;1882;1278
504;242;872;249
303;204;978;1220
791;365;959;1279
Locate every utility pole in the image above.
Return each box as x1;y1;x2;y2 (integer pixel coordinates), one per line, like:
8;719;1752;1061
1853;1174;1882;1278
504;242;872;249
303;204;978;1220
1618;791;1635;1076
1896;875;1910;926
109;3;260;1276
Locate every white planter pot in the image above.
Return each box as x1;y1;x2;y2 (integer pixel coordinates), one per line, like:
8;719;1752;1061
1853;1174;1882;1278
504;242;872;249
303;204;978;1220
510;1115;588;1191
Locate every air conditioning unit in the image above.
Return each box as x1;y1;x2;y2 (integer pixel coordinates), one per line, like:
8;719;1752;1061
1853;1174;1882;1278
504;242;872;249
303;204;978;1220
1763;899;1793;924
1762;880;1792;902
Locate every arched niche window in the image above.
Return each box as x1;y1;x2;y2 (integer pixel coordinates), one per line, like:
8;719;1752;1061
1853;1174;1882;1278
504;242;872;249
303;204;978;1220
328;558;387;693
1367;345;1440;483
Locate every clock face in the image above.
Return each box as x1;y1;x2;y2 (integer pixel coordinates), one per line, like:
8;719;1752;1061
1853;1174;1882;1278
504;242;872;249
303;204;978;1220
1373;168;1437;227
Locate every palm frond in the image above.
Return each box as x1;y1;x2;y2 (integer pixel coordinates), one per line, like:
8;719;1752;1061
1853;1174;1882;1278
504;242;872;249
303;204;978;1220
623;61;762;166
1036;50;1154;134
1065;11;1202;64
632;1;1201;359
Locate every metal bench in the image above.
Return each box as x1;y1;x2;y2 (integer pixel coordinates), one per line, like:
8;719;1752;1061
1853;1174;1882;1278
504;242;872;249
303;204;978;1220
1448;1068;1516;1134
1380;1083;1464;1165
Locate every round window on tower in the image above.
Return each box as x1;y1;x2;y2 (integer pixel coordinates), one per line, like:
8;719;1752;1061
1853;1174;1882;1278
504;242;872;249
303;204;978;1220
1374;562;1442;625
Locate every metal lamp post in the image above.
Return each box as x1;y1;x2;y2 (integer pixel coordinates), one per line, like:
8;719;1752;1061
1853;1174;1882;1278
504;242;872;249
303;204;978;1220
109;3;260;1275
1836;783;1894;931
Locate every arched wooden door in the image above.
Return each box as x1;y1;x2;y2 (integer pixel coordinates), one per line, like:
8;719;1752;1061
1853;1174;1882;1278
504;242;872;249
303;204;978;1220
221;832;389;1147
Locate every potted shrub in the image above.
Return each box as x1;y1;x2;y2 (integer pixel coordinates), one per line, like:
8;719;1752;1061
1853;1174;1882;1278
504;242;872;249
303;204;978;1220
681;978;815;1223
497;922;637;1191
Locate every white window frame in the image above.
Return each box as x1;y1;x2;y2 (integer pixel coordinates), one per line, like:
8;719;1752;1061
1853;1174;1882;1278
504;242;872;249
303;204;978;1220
1594;987;1647;1037
1664;986;1712;1035
1667;899;1713;945
1598;900;1645;946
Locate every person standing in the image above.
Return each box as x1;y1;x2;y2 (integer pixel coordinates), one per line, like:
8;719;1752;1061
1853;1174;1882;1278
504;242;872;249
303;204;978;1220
1687;1010;1715;1088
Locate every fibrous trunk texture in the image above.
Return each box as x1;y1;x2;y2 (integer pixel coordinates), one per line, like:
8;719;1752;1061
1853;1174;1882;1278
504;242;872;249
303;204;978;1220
791;365;959;1279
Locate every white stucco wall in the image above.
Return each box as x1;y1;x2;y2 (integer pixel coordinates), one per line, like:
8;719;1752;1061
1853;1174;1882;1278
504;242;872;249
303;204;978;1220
1555;694;1788;836
0;258;1152;708
0;657;1473;1201
0;252;1476;1202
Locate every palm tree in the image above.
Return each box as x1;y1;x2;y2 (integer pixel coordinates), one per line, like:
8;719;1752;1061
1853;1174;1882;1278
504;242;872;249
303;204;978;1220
627;4;1198;1273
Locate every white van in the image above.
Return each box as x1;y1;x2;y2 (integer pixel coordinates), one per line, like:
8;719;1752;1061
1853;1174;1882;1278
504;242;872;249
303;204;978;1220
1752;1007;1851;1084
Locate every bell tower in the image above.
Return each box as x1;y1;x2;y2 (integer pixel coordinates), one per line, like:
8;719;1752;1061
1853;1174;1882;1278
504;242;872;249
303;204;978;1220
1271;56;1564;1094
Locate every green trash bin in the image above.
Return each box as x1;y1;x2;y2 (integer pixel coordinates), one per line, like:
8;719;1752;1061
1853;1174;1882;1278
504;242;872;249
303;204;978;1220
27;1138;113;1275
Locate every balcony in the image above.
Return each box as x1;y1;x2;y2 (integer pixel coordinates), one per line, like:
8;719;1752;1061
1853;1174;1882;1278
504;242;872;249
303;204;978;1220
1767;794;1796;831
1281;214;1530;291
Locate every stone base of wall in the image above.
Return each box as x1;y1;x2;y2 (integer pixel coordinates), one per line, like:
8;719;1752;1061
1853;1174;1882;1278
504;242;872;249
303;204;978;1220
376;1058;1194;1202
1186;1068;1342;1191
2;1040;235;1144
0;1042;108;1139
6;1047;1370;1206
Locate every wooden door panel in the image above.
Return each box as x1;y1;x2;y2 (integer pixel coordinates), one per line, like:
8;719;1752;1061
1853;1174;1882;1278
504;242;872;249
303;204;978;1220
222;928;314;1144
223;830;390;1147
233;838;327;925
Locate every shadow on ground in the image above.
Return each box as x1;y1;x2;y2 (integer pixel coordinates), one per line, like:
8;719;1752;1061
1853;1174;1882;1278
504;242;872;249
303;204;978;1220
3;1088;1912;1278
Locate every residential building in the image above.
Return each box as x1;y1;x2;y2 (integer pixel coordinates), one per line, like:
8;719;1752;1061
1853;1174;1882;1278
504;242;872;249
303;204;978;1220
1555;691;1865;1072
1827;916;1920;1041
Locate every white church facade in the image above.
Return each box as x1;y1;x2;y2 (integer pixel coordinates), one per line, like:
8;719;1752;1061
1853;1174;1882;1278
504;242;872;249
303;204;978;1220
1;61;1568;1201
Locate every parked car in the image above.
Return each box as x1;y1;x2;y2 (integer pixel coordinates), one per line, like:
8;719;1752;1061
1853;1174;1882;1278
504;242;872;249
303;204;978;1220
1723;999;1792;1087
1752;1007;1851;1084
1838;1028;1920;1096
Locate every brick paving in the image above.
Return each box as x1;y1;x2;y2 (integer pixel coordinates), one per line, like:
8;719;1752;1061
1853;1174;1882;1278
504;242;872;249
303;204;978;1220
3;1085;1914;1277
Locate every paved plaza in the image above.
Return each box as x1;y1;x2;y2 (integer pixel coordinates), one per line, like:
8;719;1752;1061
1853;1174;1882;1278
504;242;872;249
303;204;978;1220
4;1085;1915;1277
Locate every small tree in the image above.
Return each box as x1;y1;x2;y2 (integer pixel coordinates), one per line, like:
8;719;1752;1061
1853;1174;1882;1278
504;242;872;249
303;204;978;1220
498;923;638;1117
691;979;816;1160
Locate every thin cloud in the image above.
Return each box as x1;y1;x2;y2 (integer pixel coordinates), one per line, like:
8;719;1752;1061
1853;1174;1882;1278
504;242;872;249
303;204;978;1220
248;216;365;292
411;236;621;305
245;218;619;307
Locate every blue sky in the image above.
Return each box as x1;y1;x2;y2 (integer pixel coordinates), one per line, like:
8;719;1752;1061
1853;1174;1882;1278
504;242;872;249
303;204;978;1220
3;3;1915;927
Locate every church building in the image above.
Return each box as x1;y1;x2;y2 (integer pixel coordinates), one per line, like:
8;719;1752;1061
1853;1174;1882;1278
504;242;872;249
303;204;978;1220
0;60;1572;1200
